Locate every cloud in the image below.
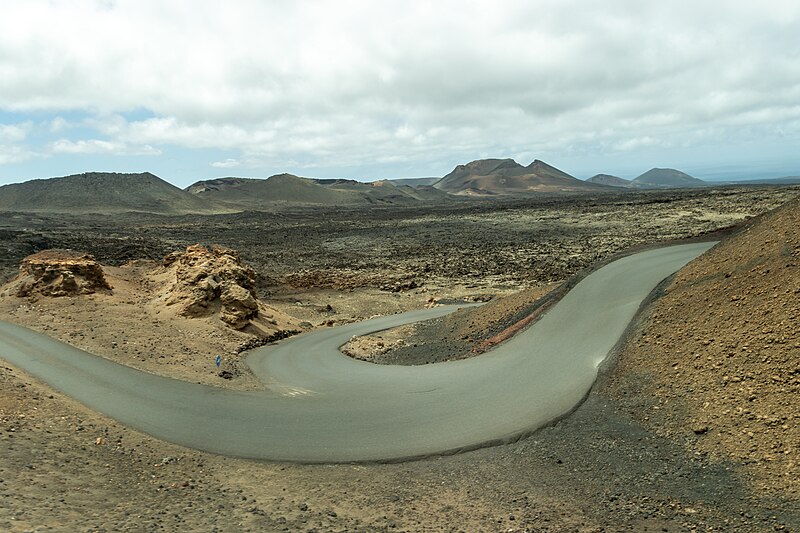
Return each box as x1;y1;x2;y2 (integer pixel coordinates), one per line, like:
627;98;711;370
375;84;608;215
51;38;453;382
0;145;35;165
211;158;241;169
0;123;31;143
0;123;35;165
0;1;799;178
613;136;665;152
48;117;69;133
49;138;161;156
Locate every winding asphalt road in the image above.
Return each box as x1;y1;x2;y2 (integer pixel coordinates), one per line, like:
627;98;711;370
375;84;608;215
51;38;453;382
0;241;715;462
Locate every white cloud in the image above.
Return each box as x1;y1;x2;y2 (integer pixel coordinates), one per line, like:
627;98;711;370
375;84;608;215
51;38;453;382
614;136;664;152
211;158;241;169
0;123;31;142
0;123;35;166
49;138;161;156
48;117;69;133
0;0;799;178
0;145;35;165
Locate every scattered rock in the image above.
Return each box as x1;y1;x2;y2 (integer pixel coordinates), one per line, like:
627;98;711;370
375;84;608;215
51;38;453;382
236;330;302;353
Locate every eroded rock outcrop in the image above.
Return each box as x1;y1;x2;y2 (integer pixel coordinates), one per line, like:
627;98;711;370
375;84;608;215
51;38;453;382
159;244;261;329
10;250;113;297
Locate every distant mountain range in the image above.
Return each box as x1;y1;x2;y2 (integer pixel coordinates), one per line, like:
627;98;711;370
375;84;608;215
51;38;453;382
709;176;800;186
0;162;795;214
185;173;452;209
389;177;440;187
0;171;456;215
588;168;706;189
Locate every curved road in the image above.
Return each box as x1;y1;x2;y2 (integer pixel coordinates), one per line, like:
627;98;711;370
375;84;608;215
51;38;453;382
0;242;715;462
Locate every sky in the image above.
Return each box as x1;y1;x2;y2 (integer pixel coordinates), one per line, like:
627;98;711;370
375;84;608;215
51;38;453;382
1;0;799;187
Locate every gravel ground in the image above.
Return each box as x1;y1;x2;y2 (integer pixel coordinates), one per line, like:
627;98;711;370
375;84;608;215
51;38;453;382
0;185;798;531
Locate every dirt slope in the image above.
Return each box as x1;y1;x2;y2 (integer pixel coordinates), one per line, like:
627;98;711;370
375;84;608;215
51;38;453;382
344;284;559;364
606;196;799;499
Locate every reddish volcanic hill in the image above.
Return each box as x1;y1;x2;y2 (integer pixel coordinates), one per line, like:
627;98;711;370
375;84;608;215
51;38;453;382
433;158;607;195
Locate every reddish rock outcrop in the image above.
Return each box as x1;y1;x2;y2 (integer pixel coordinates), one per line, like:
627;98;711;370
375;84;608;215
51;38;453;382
159;244;260;329
12;250;112;297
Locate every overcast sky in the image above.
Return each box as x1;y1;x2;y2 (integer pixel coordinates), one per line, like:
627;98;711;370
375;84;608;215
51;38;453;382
1;0;799;187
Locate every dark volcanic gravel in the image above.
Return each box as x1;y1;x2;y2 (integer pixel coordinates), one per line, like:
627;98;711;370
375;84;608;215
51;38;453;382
1;186;796;293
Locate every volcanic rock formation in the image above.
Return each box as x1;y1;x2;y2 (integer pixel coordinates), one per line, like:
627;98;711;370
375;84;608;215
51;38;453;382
8;250;113;297
158;244;261;329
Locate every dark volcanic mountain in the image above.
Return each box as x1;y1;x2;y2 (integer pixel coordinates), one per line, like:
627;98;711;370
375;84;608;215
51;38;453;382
0;172;218;215
433;159;605;196
587;174;631;187
186;173;450;208
629;168;705;188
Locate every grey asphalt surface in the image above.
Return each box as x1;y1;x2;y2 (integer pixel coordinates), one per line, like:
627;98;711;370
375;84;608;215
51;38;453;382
0;241;715;462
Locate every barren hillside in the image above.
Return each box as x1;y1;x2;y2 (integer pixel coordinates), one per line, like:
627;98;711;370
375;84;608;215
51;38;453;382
587;173;631;187
185;173;446;207
607;196;799;499
630;168;705;188
0;172;219;215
